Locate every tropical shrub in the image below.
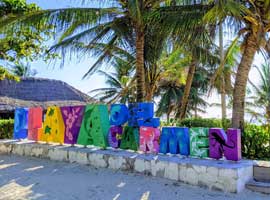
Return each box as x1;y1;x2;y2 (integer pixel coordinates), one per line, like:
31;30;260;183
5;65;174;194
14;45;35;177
177;118;231;129
242;124;270;160
0;119;14;139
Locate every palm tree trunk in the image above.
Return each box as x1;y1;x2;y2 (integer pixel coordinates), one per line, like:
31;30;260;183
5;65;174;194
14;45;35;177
221;90;226;119
179;60;196;120
145;90;154;102
135;28;145;102
145;84;154;101
167;105;174;124
219;22;227;120
232;34;257;130
167;112;170;123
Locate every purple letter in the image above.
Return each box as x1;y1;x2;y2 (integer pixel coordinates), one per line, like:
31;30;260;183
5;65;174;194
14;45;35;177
61;106;85;144
209;128;241;161
108;126;123;148
209;128;227;160
224;129;241;161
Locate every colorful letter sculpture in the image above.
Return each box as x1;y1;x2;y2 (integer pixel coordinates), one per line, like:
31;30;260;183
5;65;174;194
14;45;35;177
77;105;110;148
128;103;160;127
40;106;65;144
28;107;43;141
190;128;209;158
209;128;241;161
61;106;85;144
120;126;139;151
110;104;128;126
13;102;243;162
159;127;190;155
13;108;29;139
108;126;123;148
224;129;241;161
139;127;160;153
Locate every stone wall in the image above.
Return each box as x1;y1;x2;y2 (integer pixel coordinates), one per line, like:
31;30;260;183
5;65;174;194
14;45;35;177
0;140;253;193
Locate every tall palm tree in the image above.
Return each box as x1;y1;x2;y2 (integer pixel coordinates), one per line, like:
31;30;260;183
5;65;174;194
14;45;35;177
157;64;210;121
209;40;240;119
144;45;188;101
178;44;218;119
89;57;135;104
250;63;270;123
156;80;183;122
179;65;210;118
10;0;211;102
204;0;270;130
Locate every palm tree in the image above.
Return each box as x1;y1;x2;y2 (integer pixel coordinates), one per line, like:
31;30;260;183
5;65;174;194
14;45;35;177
209;40;240;120
250;63;270;123
144;44;188;101
204;0;270;130
11;62;37;77
178;43;218;119
157;65;210;121
10;0;211;102
188;87;209;118
89;58;135;104
156;80;183;122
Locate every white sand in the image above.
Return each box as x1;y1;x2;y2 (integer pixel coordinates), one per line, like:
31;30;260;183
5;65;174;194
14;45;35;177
0;155;268;200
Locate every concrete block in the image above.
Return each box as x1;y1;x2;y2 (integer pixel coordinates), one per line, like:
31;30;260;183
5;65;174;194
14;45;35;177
48;147;68;162
219;168;238;179
30;144;49;158
122;156;136;171
193;165;207;174
237;166;253;193
217;176;237;193
88;153;108;168
207;166;219;177
178;164;188;182
69;150;89;165
198;172;216;186
0;143;13;154
164;162;178;180
23;145;33;156
134;159;151;174
186;167;199;185
151;160;166;177
108;156;126;170
12;144;25;156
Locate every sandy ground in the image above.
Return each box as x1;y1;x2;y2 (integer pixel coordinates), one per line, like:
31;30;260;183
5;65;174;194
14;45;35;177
0;155;269;200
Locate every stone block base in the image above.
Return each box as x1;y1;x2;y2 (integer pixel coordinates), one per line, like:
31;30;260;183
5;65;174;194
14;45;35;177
0;140;253;193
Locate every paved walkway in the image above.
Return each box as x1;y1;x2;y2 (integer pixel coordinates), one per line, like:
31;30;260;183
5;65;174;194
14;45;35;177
0;155;268;200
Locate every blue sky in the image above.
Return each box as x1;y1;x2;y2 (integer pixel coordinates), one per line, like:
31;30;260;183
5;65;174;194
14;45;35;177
25;0;265;119
26;0;107;94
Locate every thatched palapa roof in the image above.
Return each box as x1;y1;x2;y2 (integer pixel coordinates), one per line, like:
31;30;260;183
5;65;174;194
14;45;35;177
0;77;95;113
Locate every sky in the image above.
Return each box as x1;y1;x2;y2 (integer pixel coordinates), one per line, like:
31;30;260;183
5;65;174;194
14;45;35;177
25;0;265;119
26;0;108;94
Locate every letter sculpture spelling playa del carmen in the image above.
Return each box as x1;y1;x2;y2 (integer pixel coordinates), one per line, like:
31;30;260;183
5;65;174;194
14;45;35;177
13;102;241;161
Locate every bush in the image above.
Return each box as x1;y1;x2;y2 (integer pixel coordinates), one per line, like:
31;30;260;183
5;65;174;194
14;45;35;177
242;124;270;160
0;119;14;139
177;118;231;129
